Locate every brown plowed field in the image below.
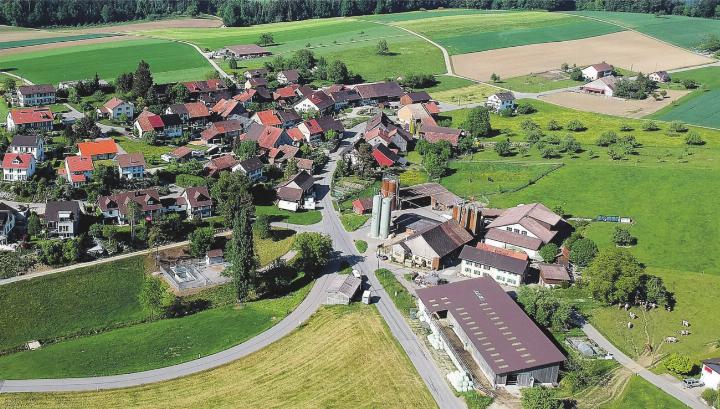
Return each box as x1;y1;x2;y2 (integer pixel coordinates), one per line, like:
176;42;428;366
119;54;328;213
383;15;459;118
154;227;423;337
539;89;690;118
452;31;715;82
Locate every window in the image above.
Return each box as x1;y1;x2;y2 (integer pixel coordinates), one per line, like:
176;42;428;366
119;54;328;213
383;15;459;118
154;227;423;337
521;231;527;235
513;228;520;234
506;227;512;232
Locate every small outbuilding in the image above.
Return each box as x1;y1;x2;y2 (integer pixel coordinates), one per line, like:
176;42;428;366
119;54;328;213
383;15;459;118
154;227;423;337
325;274;362;305
206;249;224;266
538;263;572;287
352;197;374;215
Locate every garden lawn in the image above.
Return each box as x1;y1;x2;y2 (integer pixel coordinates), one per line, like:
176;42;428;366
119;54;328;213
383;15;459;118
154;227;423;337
567;10;720;50
396;11;623;55
0;281;312;378
376;269;416;317
340;212;369;231
0;256;147;352
0;33;116;50
599;375;685;409
431;83;503;105
502;73;582;93
355;240;368;254
255;205;322;225
651;67;720;129
0;96;8;125
256;228;296;266
412;75;475;93
0;38;213;85
0;306;437;409
114;136;173;166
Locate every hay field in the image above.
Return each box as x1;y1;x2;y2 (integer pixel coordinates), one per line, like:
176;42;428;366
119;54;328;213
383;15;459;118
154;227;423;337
452;31;714;82
0;306;437;409
540;90;690;118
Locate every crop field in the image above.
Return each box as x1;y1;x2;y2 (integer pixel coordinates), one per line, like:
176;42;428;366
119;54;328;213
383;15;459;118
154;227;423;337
0;306;437;409
396;11;623;55
540;89;690;118
361;8;507;22
567;10;720;50
651;67;720;129
144;19;446;83
0;33;116;50
451;31;713;83
0;38;213;85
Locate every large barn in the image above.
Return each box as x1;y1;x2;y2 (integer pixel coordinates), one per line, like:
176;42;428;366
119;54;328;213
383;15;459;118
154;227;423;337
416;277;565;388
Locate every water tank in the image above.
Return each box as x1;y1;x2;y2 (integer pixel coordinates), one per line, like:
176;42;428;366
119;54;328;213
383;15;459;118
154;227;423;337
369;194;383;238
379;197;392;239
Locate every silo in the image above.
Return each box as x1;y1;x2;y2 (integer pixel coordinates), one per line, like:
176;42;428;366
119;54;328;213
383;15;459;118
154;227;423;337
379;197;392;239
369;194;383;238
387;178;399;210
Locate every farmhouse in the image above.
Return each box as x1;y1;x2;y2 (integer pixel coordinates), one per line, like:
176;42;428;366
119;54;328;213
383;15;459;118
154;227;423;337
486;92;516;113
161;146;194;163
420;124;463;147
6;107;53;133
2;153;35;182
400;91;432;106
387;219;473;270
372;144;405;168
459;243;529;287
219;44;272;59
182;79;227;100
416;277;565;388
273;85;300;105
294;90;335;113
267;144;299;165
63;155;94;187
244;68;269;79
211;98;246;120
537;263;571;288
135;110;183;138
232;157;264;182
97;97;134;120
325;274;362;305
276;170;315;212
9;134;44;161
166;102;210;127
701;358;720;389
364;112;412;152
354;81;404;104
252;109;301;128
77;139;118;160
581;76;618;97
581;63;614;81
298;116;343;144
115;153;146;180
277;69;300;84
649;71;671;83
484;203;568;260
397;103;435;128
15;84;56;107
44;200;81;238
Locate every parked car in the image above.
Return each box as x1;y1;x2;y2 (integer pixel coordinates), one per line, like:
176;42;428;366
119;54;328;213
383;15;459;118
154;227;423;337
377;254;388;261
683;378;704;388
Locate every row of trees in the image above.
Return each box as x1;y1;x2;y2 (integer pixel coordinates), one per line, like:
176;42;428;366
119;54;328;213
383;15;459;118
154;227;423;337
575;0;720;19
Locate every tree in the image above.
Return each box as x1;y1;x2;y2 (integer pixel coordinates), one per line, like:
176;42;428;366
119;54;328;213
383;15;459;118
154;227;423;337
38;240;63;265
132;60;153;97
566;119;586;131
376;39;389;55
664;353;694;375
211;171;252;227
284;158;299;179
494;139;512;157
292;232;332;277
569;67;583;81
3;78;17;93
72;116;101;138
612;226;636;246
569;238;598;267
642;120;660;131
189;227;215;258
463;106;492;138
490;73;500;82
291;49;316;71
225;203;259;301
228;57;238;70
423;150;447;180
457;134;475;154
138;275;165;319
685;131;705;145
539;243;559;263
547;119;562;131
521;387;562;409
585;248;644;305
169;83;189;103
560;135;581;153
234;140;259;160
400;73;437;88
354;142;376;178
643;275;671;307
62;238;81;263
26;212;41;238
326;60;349;83
254;214;271;239
257;33;274;46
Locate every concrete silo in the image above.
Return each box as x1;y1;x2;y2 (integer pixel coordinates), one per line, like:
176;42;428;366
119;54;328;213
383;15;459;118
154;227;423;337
379;196;392;239
369;194;383;238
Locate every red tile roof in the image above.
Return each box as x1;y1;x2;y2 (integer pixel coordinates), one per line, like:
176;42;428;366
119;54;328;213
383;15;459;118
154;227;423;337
77;139;118;157
303;119;323;135
255;110;282;126
103;97;126;111
233;89;256;103
9;107;53;125
273;86;297;100
170;146;192;159
372;145;398;167
185;102;210;119
65;155;94;173
2;153;34;170
286;127;304;142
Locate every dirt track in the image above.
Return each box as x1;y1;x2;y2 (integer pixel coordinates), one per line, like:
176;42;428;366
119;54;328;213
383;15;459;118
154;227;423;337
539;89;690;118
452;31;715;81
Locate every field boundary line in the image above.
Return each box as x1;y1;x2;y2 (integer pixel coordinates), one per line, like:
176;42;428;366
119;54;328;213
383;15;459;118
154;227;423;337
0;70;33;85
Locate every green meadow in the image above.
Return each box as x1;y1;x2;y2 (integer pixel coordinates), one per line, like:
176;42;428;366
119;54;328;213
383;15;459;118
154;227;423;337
396;11;623;54
0;38;214;84
567;10;720;50
651;67;720;129
361;8;508;22
0;33;115;50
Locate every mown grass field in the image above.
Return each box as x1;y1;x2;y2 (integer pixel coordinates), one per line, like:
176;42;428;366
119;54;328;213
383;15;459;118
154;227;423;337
0;280;311;378
440;160;561;199
0;306;437;409
142;18;447;84
651;67;720;129
0;256;148;351
567;10;720;50
396;11;623;55
430;83;502;105
599;375;686;409
115;136;173;166
361;8;506;22
0;38;213;84
0;33;116;49
501;73;582;93
255;205;322;225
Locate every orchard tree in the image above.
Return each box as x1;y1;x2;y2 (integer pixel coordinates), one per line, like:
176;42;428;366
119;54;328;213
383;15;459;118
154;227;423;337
585;248;644;305
494;139;512;157
423;150;448;180
463;106;492;138
376;39;389;55
612;226;636;246
257;33;274;46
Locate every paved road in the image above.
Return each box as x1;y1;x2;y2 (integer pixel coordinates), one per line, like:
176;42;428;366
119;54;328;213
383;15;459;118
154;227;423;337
582;323;708;409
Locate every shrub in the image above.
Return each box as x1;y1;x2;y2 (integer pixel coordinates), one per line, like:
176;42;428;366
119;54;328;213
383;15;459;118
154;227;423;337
619;123;633;132
547;119;562;131
539;243;559;262
494;139;512;157
642;121;660;131
560;135;581;153
520;119;540;133
566;119;586;132
669;121;688;133
569;238;598;267
663;353;694;376
540;145;559;158
595;130;617;147
569;67;583;81
685;131;705;145
516;103;537;115
526;129;544;145
701;388;719;408
612;226;636;246
542;134;561;145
